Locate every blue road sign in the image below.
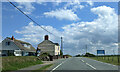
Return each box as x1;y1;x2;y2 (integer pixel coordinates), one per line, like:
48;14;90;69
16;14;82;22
97;50;105;54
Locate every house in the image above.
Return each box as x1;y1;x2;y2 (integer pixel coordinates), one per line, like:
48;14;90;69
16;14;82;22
0;36;36;56
37;35;60;56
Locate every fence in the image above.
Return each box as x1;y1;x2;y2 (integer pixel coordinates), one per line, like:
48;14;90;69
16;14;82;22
94;55;120;65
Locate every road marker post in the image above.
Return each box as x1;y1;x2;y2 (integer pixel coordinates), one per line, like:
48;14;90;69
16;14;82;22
117;55;119;65
112;56;113;62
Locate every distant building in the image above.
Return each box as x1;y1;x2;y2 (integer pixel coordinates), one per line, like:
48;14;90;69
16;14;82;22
0;36;36;56
37;35;60;56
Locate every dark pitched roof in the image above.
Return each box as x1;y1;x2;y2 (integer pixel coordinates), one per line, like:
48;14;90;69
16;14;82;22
38;40;59;47
8;37;30;45
7;37;36;52
54;43;59;46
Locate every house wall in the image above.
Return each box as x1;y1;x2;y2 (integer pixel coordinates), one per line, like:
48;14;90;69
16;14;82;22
0;38;35;56
2;50;31;56
14;50;33;56
2;50;14;56
55;45;60;55
0;39;20;50
38;44;55;56
0;50;22;56
0;39;20;56
22;51;29;56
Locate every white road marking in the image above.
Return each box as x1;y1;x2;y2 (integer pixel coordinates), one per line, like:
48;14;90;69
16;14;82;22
50;59;68;72
86;63;96;70
112;65;117;66
81;60;85;62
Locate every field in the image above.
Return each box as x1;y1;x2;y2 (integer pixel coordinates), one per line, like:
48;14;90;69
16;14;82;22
2;56;43;71
88;56;120;65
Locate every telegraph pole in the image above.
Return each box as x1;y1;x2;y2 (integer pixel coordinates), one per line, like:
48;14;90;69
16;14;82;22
113;50;115;55
86;45;87;54
61;37;63;56
112;49;115;61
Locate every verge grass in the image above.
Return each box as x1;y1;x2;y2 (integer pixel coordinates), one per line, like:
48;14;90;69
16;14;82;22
2;56;43;71
88;56;120;65
32;64;53;72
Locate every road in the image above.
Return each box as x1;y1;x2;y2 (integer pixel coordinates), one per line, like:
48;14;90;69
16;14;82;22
47;57;119;72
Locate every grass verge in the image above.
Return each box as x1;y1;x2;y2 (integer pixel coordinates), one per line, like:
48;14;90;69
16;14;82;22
32;64;53;72
88;56;120;65
2;56;43;72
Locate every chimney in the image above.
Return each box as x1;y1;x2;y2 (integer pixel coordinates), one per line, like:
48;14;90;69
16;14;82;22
45;35;49;40
11;36;14;41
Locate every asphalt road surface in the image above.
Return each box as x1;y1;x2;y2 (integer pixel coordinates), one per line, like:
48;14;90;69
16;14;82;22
47;57;119;72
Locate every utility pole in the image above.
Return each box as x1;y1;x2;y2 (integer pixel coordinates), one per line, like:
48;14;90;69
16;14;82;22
113;50;115;55
61;37;63;56
86;45;87;54
112;49;115;61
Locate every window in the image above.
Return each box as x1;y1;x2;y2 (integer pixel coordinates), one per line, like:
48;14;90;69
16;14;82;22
8;42;10;45
16;51;21;54
6;42;10;46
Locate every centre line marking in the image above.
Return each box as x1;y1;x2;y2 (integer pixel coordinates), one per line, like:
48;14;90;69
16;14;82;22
81;60;85;62
86;63;96;70
50;59;68;72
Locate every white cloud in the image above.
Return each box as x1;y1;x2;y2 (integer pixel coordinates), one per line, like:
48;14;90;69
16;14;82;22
43;1;84;21
35;0;44;4
15;22;61;45
13;0;35;2
52;0;62;6
15;0;46;14
91;5;118;31
64;0;84;11
62;6;118;55
44;9;80;21
35;0;47;5
87;1;94;6
91;5;116;17
15;6;118;55
16;2;35;14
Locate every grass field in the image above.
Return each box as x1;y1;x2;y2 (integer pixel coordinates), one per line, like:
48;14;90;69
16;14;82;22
88;56;120;65
2;56;43;71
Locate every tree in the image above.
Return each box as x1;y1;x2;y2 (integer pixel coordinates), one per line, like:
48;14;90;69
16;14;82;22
66;54;72;57
84;53;95;57
75;54;81;57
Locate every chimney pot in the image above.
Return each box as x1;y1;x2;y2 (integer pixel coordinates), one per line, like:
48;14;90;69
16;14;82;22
11;36;14;41
45;35;49;40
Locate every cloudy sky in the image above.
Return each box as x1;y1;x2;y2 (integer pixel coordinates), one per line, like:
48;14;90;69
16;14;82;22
2;0;118;55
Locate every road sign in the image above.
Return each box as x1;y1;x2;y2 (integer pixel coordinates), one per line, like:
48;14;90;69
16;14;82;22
97;50;105;54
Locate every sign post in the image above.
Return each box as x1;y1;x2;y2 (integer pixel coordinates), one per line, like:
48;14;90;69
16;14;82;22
97;50;105;60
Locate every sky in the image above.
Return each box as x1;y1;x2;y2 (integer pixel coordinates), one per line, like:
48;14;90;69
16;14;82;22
2;0;119;56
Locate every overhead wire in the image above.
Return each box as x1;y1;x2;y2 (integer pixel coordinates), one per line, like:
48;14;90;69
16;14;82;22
7;0;61;38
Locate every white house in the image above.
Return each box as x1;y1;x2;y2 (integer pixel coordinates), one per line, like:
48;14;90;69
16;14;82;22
37;35;60;56
0;36;36;56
